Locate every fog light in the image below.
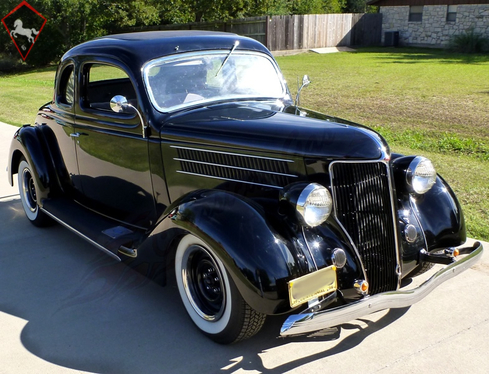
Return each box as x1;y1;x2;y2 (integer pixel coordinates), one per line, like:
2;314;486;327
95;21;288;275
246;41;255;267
404;224;418;243
331;248;347;269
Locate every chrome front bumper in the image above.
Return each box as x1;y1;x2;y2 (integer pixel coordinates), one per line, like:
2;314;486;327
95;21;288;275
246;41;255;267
280;241;484;337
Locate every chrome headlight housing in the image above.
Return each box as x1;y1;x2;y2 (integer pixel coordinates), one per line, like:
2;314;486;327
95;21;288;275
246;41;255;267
407;156;437;194
296;183;333;227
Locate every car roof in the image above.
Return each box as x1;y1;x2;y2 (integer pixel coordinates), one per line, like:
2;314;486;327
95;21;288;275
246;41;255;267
61;31;272;69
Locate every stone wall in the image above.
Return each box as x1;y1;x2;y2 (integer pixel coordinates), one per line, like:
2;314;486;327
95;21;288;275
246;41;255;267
380;4;489;47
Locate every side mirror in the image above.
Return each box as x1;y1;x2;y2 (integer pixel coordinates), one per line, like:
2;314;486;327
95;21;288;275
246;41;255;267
295;75;312;109
110;95;148;138
110;95;130;113
302;75;311;89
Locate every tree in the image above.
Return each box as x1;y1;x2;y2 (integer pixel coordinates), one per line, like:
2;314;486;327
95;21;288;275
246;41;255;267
1;0;357;68
252;0;292;16
344;0;367;13
1;0;163;67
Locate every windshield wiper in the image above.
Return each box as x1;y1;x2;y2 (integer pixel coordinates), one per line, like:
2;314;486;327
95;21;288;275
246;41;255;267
215;40;240;77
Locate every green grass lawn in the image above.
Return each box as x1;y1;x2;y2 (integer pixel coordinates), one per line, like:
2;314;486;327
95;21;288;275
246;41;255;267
1;48;488;240
0;66;56;126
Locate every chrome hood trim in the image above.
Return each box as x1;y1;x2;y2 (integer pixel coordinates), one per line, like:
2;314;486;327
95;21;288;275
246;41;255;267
280;241;483;337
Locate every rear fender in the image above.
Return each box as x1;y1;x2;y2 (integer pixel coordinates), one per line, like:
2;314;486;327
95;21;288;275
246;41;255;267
8;125;63;202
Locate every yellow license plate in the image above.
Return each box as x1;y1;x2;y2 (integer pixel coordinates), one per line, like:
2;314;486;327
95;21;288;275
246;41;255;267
288;265;337;308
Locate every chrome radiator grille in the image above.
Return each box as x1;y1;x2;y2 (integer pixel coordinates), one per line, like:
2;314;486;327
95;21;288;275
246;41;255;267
330;162;399;295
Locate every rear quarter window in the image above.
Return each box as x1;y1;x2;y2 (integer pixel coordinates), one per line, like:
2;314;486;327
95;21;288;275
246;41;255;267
56;64;75;107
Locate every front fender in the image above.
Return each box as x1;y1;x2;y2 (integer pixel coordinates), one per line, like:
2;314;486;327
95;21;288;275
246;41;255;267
392;155;466;254
155;190;302;315
411;175;466;250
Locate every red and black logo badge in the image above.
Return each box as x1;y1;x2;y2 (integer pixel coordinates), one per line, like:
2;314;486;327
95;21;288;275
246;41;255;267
2;1;46;61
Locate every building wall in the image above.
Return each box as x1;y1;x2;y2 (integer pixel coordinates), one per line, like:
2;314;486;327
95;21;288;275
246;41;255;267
380;4;489;47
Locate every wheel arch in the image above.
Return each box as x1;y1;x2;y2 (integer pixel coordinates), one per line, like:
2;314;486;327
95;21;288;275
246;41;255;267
411;175;466;251
8;148;24;187
144;190;299;315
8;125;65;202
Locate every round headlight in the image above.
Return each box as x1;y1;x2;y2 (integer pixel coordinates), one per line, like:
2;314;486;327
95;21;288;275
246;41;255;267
407;157;437;194
296;183;332;227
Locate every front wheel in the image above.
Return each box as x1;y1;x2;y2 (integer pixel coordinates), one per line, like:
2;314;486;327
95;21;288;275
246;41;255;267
175;234;266;344
18;158;51;227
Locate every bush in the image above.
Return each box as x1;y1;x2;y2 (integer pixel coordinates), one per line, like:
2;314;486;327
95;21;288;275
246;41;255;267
0;54;25;73
449;29;489;53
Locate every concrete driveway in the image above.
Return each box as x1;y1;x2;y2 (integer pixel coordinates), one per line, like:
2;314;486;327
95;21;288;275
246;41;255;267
1;122;488;373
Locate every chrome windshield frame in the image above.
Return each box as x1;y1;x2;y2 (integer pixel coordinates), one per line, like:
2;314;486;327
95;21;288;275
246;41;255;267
142;50;288;113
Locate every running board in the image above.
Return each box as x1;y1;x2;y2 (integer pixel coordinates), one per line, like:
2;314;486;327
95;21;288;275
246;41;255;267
41;198;145;261
42;207;121;261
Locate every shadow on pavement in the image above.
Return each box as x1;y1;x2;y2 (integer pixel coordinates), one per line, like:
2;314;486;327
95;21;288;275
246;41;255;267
0;198;408;374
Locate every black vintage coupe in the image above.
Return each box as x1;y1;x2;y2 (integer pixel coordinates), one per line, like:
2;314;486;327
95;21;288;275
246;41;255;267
8;31;483;344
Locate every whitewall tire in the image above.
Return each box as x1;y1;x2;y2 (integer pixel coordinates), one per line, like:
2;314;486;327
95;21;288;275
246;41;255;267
175;234;266;344
18;158;51;227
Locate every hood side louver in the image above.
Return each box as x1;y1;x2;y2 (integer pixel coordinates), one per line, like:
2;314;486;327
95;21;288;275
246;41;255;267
172;146;297;189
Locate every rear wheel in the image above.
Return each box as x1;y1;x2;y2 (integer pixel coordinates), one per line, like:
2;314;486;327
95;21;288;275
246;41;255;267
175;234;266;344
18;158;51;227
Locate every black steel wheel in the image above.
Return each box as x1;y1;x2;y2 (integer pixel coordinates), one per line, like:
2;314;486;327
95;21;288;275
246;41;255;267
18;157;51;227
175;234;266;344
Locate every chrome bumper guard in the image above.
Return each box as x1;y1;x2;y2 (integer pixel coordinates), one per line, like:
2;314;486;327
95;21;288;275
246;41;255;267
280;241;483;337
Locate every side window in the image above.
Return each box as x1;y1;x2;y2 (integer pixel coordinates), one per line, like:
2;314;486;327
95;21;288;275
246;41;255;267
57;64;75;106
82;63;136;112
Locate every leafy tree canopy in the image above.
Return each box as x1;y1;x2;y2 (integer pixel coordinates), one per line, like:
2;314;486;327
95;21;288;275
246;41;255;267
1;0;368;68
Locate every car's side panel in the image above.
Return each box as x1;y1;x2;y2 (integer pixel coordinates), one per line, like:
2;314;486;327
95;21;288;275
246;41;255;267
73;116;156;227
71;60;157;228
148;138;171;218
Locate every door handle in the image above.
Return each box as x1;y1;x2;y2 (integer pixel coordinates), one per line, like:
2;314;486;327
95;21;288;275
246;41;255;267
70;132;81;138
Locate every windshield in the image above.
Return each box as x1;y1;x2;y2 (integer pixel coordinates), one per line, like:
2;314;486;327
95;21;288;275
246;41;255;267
143;51;286;112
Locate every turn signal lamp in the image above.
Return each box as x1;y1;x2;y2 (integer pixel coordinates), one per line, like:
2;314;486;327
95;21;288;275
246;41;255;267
445;248;460;258
354;280;369;295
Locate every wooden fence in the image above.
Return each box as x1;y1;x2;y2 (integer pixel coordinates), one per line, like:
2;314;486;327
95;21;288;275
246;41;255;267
129;13;382;51
268;13;382;50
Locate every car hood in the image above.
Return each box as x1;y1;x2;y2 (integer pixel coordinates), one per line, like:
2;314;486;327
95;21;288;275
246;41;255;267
161;103;388;160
